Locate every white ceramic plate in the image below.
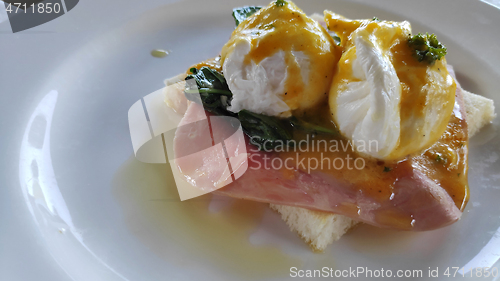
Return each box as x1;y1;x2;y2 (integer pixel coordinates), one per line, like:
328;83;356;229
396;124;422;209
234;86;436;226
2;0;500;280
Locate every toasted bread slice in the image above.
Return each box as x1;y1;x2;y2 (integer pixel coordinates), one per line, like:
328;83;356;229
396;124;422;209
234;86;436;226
271;90;495;252
270;204;358;251
463;90;496;137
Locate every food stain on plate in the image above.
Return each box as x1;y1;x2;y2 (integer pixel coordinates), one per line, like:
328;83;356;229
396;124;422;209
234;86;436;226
112;155;302;279
342;223;452;259
151;49;169;58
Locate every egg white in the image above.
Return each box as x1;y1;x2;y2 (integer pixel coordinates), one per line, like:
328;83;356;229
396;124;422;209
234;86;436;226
334;28;402;158
223;39;311;117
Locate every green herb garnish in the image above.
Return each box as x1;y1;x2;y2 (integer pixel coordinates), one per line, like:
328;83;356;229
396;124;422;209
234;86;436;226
408;33;447;65
331;34;341;46
261;23;275;30
383;167;392;172
372;17;380;22
275;0;287;7
232;6;262;26
435;154;448;164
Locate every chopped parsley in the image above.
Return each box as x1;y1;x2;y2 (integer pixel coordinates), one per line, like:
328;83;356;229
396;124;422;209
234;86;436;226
372;17;380;22
383;167;392;172
232;6;262;26
275;0;287;7
261;23;275;30
435;154;448;164
331;34;341;46
408;33;447;65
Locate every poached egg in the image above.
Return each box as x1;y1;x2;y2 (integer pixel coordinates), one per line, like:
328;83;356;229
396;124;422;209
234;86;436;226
221;1;341;117
326;12;456;160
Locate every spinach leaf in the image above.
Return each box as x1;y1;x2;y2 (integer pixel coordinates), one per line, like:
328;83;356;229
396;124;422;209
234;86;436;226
232;6;262;26
185;67;337;151
238;110;293;150
290;117;338;135
184;67;235;116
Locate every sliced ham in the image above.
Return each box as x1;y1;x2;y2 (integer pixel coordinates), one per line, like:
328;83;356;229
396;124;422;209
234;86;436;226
173;72;468;232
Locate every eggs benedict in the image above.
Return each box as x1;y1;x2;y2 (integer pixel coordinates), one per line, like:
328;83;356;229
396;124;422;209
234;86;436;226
160;0;495;251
